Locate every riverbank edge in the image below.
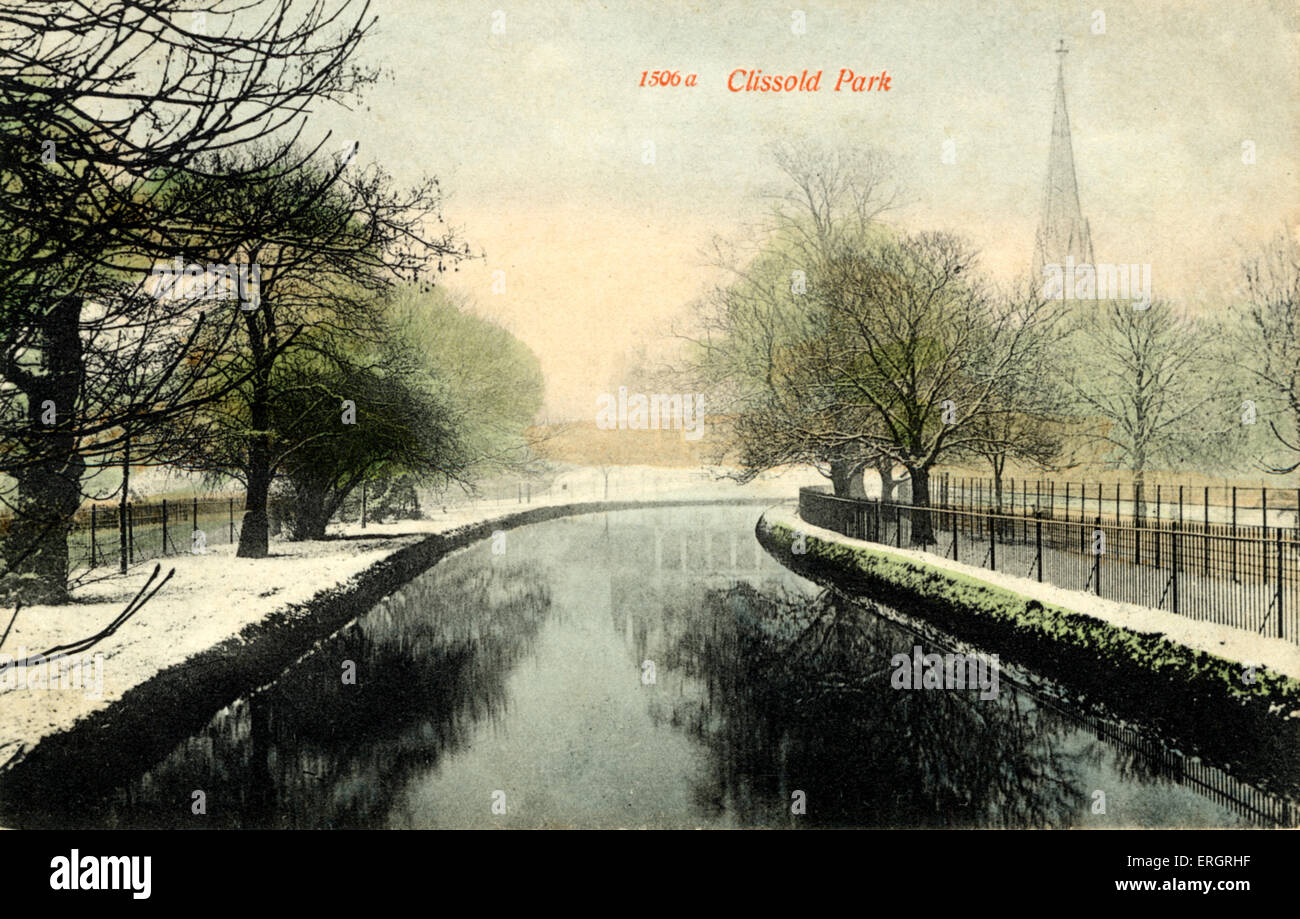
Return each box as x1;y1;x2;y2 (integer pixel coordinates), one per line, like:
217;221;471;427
0;498;769;817
756;512;1300;788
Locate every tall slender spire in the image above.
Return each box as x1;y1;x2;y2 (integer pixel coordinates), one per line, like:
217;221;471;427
1033;39;1094;279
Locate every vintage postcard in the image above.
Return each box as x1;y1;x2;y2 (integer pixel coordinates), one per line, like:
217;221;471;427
0;0;1294;901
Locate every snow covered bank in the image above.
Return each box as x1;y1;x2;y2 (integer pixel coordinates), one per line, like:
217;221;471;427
758;506;1300;791
763;505;1300;682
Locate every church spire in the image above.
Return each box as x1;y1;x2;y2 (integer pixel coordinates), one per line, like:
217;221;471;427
1033;39;1094;279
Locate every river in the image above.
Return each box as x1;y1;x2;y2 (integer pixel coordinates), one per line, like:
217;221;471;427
12;505;1293;828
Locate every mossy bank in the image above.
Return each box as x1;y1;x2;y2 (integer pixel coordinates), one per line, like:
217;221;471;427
758;513;1300;795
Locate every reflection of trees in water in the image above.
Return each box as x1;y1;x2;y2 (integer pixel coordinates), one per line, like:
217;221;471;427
94;559;551;828
1028;694;1285;825
1023;690;1171;791
646;584;1094;827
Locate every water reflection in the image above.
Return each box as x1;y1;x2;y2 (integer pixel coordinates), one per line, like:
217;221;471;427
10;507;1291;828
84;558;551;829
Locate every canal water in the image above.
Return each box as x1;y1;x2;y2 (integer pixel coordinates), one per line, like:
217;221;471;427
15;506;1295;828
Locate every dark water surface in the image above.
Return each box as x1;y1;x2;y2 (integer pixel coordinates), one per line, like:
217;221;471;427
17;506;1296;828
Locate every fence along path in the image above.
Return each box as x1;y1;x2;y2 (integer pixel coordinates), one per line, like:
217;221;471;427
0;497;244;576
938;474;1300;530
799;487;1300;645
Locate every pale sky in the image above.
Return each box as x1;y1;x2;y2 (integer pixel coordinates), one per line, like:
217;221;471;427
303;0;1299;418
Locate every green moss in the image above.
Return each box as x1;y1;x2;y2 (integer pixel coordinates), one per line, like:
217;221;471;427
758;515;1300;777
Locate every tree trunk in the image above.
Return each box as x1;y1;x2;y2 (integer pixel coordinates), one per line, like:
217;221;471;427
991;456;1005;543
829;459;855;497
846;464;867;497
289;484;330;541
874;457;896;502
2;455;82;604
908;465;935;545
1;296;85;604
237;425;271;557
118;437;129;575
237;308;273;557
1133;466;1148;524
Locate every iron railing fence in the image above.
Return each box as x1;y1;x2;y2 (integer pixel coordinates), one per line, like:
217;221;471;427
799;487;1300;644
935;474;1300;530
0;496;267;577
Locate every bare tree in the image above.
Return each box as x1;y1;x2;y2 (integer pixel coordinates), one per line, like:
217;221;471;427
144;146;468;557
1063;299;1234;516
677;141;901;496
0;0;380;600
962;281;1077;512
1234;229;1300;473
810;233;1057;543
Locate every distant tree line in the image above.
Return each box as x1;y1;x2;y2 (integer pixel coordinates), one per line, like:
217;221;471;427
682;141;1298;544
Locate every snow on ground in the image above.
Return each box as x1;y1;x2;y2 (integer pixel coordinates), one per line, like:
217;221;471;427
0;467;817;771
768;505;1300;682
0;531;431;770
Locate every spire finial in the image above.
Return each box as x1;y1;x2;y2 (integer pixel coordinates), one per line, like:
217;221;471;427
1056;38;1068;56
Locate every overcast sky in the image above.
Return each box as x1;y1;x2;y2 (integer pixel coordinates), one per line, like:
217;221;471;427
306;0;1299;418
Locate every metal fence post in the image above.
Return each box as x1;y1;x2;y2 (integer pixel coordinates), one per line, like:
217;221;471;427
1203;486;1210;573
1076;484;1084;552
162;499;169;555
1092;516;1101;596
90;504;97;568
989;508;997;570
1276;528;1285;640
127;502;135;566
1172;522;1180;615
229;497;235;543
1035;515;1043;582
118;502;127;574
